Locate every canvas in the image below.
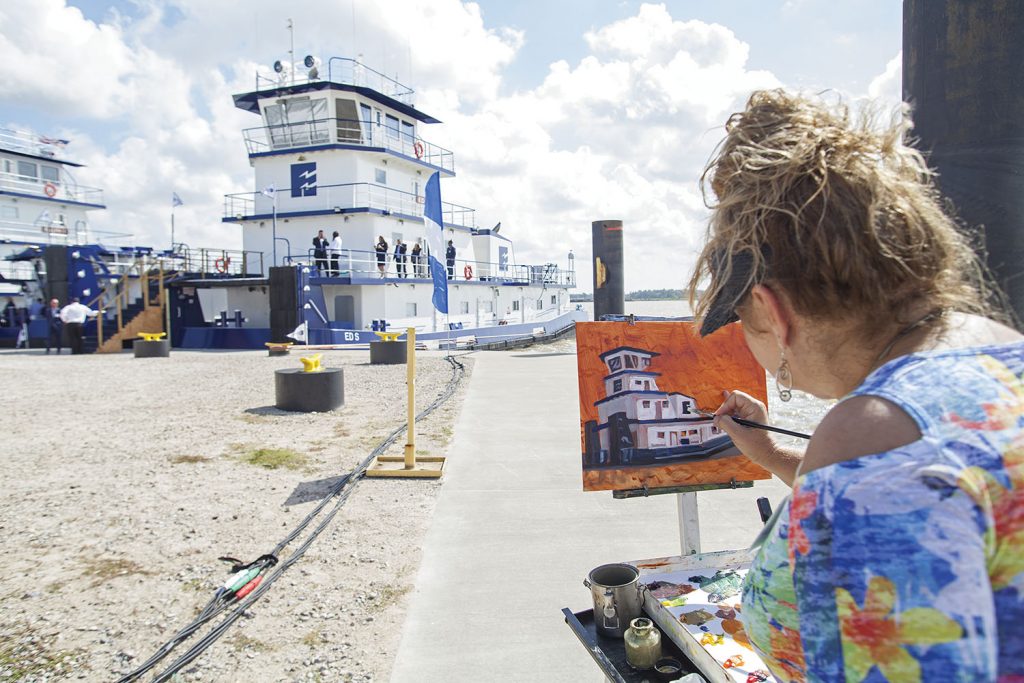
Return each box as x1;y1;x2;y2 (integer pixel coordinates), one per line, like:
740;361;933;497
576;321;770;492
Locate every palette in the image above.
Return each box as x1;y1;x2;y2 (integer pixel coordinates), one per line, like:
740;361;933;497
634;550;776;683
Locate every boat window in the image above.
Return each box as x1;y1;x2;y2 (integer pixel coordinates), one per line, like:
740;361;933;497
385;114;400;140
375;168;387;185
401;120;415;144
512;300;520;312
612;379;622;392
335;98;361;142
551;295;556;305
608;356;621;371
643;358;651;367
460;301;470;314
17;160;37;180
41;166;59;182
642;400;651;408
360;104;373;143
625;355;637;369
537;298;543;310
406;302;417;316
2;159;12;174
656;432;665;439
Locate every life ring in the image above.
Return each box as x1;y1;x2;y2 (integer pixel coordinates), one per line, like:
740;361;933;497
214;256;230;273
413;141;424;159
43;182;57;198
463;264;473;280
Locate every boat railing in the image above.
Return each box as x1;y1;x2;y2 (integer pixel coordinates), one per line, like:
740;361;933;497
0;128;75;164
173;247;265;277
251;58;415;106
224;182;476;229
0;170;104;205
242;117;454;172
284;247;575;287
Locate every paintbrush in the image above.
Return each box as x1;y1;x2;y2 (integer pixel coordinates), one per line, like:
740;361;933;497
696;409;812;440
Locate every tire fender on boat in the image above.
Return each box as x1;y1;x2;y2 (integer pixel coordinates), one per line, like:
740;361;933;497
214;256;230;273
43;182;57;198
413;141;424;159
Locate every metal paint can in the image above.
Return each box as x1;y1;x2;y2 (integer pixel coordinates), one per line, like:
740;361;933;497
584;563;645;638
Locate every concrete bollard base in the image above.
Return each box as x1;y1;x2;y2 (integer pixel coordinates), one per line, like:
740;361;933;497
275;367;345;412
134;340;171;358
370;341;407;365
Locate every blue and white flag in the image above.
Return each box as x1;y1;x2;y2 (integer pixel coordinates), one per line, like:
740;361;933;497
172;192;183;207
261;184;276;198
423;172;448;314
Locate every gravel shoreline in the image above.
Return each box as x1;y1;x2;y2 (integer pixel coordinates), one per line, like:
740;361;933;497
0;349;473;682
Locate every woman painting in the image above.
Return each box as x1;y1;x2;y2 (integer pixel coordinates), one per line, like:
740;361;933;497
375;236;388;278
690;90;1023;681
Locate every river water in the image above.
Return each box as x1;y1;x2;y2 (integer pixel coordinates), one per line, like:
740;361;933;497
576;300;832;441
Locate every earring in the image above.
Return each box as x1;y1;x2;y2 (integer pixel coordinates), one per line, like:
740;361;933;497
776;350;793;402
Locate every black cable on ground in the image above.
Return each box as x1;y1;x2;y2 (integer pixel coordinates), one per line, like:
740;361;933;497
117;355;465;682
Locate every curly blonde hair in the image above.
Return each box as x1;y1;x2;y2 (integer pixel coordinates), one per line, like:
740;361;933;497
689;89;998;336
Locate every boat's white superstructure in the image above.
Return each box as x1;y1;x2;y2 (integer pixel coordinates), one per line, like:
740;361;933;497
217;57;578;338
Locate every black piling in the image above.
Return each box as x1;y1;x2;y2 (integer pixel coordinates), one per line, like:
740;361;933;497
904;0;1024;325
591;220;625;320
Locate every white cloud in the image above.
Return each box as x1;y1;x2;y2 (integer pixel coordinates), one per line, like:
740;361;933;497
868;51;902;107
0;0;888;293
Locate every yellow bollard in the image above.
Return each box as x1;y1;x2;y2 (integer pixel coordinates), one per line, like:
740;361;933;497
139;332;167;342
299;353;323;373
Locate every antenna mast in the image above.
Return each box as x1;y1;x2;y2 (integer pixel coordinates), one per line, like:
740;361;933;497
287;18;295;85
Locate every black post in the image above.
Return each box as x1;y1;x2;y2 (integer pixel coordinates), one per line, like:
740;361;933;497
269;266;298;343
591;220;624;320
904;0;1024;326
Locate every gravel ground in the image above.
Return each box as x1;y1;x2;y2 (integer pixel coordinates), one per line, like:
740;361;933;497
0;348;473;682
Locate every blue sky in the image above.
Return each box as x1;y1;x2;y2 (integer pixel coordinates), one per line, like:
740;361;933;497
0;1;903;290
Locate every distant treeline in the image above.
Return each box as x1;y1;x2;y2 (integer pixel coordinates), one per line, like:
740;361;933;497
626;289;684;301
571;289;702;302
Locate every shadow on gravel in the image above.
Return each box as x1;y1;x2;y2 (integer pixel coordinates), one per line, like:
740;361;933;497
244;405;291;415
285;475;348;506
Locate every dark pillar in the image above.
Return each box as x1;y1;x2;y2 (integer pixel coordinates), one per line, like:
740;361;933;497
904;1;1024;325
269;266;298;343
591;220;624;320
43;245;69;305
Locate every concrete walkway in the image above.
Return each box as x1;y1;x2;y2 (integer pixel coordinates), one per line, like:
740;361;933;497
390;351;790;682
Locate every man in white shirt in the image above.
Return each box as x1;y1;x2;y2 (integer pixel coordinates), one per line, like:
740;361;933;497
59;297;99;355
328;230;343;277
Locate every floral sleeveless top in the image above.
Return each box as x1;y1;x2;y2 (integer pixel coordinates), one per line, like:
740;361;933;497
742;342;1024;682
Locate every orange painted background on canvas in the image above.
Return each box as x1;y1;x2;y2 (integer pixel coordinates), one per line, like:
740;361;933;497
576;321;771;492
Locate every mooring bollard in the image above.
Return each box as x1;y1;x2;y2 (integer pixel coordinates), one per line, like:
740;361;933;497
274;353;344;412
265;341;293;357
369;330;407;365
135;332;170;358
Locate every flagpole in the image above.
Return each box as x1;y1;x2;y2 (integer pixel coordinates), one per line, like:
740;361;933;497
171;208;175;252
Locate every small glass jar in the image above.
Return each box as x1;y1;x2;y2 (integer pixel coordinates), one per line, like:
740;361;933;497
624;617;662;670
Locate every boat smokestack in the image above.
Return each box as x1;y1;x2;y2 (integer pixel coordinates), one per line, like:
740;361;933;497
904;0;1024;326
591;220;625;320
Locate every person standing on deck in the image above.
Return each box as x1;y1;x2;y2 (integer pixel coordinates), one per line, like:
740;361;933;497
328;231;343;277
59;297;99;355
312;230;330;275
44;298;63;354
446;240;456;279
375;236;388;278
411;240;423;278
394;239;408;278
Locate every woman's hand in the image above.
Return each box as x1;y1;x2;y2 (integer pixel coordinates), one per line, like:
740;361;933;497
713;390;776;464
712;390;805;486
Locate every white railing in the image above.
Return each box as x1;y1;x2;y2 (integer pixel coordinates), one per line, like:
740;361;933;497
0;219;129;246
284;248;576;287
252;58;415;106
0;127;73;162
224;182;476;228
242;118;454;172
0;171;104;205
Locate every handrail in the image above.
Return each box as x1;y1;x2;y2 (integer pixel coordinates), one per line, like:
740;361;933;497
224;182;476;228
0;170;104;205
285;247;576;287
241;117;454;172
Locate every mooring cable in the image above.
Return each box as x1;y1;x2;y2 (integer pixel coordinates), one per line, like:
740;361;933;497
118;355;466;682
